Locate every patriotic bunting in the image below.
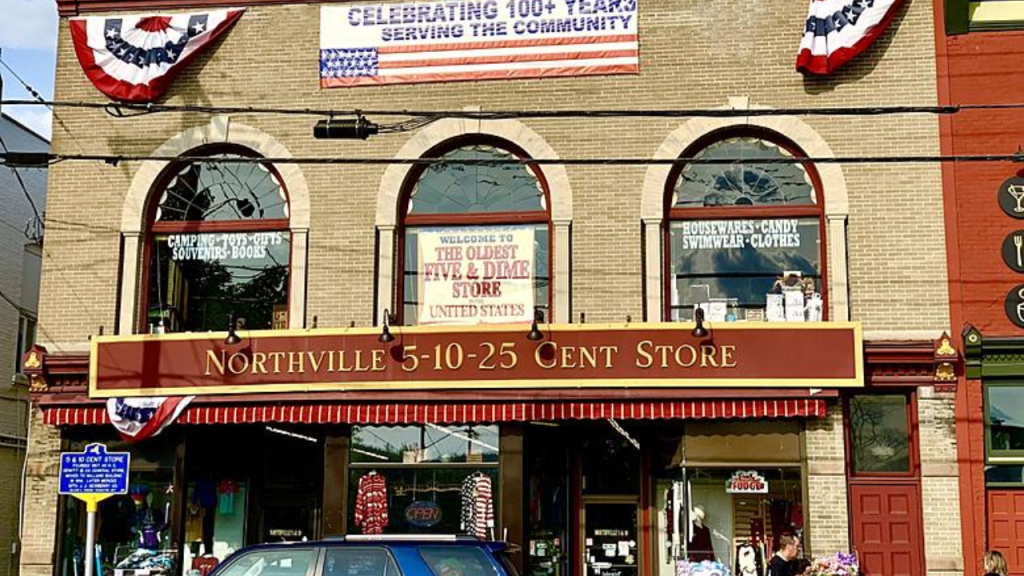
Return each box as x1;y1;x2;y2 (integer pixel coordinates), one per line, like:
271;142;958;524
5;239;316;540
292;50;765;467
106;397;194;442
796;0;904;75
70;8;245;102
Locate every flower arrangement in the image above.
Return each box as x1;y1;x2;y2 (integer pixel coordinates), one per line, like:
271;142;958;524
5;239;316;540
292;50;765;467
808;552;859;576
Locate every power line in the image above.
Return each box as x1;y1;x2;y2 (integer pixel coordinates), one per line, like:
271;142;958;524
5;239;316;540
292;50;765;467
7;99;1024;120
3;151;1024;167
0;58;85;151
0;135;44;241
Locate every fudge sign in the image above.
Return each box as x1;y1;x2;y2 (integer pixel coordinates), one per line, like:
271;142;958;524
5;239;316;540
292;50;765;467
725;470;768;494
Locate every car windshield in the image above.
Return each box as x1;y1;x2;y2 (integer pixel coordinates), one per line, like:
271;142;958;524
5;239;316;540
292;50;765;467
419;547;501;576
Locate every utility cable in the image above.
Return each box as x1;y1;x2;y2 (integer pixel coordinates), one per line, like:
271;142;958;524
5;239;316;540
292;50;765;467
9;99;1024;120
0;59;86;151
0;134;45;241
4;151;1024;167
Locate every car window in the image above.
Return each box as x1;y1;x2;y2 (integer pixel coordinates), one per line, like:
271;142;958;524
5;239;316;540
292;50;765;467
218;549;316;576
419;547;500;576
323;548;398;576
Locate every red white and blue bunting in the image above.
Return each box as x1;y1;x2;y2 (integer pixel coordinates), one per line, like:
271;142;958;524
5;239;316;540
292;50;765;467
796;0;904;75
106;397;194;442
69;8;245;102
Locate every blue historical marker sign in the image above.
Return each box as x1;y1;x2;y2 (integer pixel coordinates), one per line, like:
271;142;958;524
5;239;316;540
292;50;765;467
59;443;130;495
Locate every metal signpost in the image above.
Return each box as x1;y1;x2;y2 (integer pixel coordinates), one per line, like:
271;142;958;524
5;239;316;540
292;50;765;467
59;444;131;576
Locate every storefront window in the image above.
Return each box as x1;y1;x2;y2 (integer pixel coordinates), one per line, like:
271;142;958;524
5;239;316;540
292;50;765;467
144;148;291;333
58;434;179;576
349;425;499;536
399;143;551;326
654;468;804;575
666;135;825;322
987;385;1024;459
849;395;911;473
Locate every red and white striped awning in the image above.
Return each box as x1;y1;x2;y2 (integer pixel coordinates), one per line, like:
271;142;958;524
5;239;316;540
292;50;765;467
42;399;827;426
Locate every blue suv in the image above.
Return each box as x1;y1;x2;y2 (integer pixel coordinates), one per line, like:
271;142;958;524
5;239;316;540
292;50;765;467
208;536;517;576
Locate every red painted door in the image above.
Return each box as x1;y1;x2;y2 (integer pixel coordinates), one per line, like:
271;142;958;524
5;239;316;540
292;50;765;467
849;483;924;576
988;490;1024;575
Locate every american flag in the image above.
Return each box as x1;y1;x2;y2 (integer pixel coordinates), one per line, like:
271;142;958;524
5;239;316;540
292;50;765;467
320;4;639;87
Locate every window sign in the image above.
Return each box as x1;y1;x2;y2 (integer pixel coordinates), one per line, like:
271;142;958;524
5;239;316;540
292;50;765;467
417;225;535;325
725;470;768;494
670;218;822;322
166;232;285;261
148;232;290;333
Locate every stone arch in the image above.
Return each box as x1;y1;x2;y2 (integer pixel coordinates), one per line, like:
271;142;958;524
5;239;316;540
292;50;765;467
640;102;851;321
375;117;574;323
118;116;311;333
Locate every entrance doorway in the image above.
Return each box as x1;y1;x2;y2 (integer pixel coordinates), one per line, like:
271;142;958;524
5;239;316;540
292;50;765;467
849;483;923;576
845;394;924;576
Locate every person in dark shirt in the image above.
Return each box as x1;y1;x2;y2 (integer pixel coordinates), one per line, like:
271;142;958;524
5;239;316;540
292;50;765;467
767;533;800;576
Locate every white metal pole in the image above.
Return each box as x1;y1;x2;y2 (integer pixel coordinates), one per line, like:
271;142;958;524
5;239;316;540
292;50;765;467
84;508;97;576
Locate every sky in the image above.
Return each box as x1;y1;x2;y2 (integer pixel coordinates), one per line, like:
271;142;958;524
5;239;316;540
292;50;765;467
0;0;58;140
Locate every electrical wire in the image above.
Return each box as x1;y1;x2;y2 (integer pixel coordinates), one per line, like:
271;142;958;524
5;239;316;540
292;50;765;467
0;134;45;240
9;99;1024;119
0;60;86;151
4;151;1024;167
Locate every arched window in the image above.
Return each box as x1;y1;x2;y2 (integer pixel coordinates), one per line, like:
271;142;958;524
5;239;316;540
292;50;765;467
665;131;827;322
142;145;291;333
398;140;551;326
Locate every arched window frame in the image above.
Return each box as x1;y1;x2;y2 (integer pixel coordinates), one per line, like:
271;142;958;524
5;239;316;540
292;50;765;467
395;135;554;325
136;143;294;334
661;126;830;322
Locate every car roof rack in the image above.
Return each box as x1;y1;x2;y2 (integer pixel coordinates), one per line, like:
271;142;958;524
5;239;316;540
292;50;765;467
323;535;483;542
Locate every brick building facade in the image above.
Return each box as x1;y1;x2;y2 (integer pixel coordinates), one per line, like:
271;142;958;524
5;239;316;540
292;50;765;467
17;2;962;576
0;113;47;576
934;0;1024;573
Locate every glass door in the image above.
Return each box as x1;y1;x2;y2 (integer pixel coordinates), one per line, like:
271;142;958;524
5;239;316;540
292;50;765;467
582;502;639;576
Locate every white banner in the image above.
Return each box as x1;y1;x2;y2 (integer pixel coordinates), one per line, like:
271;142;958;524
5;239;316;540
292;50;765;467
418;226;535;325
320;0;638;88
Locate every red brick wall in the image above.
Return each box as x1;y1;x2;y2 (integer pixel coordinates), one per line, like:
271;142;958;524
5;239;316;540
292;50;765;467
936;22;1024;576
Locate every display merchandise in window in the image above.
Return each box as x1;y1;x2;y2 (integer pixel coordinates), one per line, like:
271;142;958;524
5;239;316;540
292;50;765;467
147;232;290;333
354;472;390;535
58;474;177;576
460;472;495;539
669;219;822;322
183;478;247;575
348;425;499;535
654;469;804;576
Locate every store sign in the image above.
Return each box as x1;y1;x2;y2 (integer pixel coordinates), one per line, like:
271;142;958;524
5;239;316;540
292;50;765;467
59;443;130;496
1001;231;1024;273
319;0;639;88
725;470;767;494
405;501;442;527
418;226;534;325
88;322;862;397
166;232;285;261
1005;285;1024;329
999;177;1024;219
677;219;803;250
